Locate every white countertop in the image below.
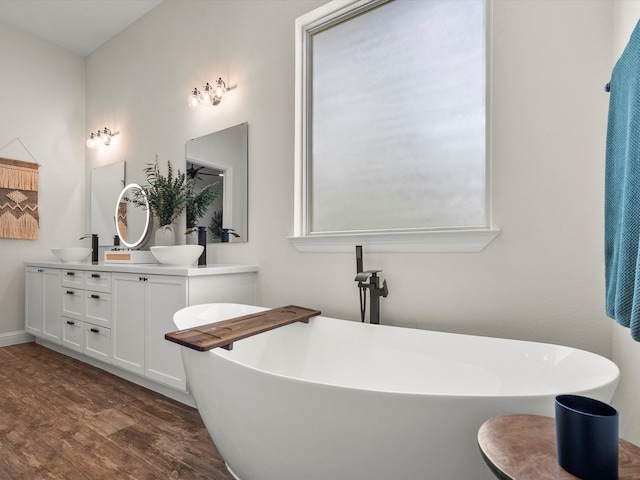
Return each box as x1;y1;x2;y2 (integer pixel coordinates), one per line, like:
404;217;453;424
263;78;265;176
25;261;258;277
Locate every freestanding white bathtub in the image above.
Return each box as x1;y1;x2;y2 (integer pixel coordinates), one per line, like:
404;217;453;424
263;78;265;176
173;303;620;480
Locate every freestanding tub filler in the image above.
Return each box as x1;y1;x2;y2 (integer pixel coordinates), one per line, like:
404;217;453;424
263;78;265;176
173;303;620;480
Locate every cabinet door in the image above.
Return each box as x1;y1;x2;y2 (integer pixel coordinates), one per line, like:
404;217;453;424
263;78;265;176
84;292;111;328
41;269;62;343
112;273;145;374
61;288;84;320
60;270;84;288
84;324;111;363
62;318;83;353
84;271;111;293
25;267;61;342
145;275;187;390
25;267;44;335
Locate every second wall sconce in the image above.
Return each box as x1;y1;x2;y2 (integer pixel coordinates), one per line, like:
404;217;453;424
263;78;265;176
188;77;233;109
86;127;119;150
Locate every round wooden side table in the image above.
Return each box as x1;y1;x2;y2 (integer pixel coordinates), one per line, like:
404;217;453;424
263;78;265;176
478;414;640;480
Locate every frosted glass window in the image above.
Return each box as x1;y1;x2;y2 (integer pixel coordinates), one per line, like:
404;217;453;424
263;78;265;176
308;0;486;234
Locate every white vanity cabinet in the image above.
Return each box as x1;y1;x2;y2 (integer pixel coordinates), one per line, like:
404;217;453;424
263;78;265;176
25;262;257;404
112;273;188;390
25;267;62;343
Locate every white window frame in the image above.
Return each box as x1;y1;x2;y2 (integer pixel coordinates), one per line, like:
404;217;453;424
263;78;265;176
290;0;499;253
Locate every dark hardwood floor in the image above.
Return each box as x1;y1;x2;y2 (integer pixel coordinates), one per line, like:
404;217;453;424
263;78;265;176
0;342;234;479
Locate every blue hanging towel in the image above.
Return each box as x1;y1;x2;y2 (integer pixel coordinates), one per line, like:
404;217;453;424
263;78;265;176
606;20;640;341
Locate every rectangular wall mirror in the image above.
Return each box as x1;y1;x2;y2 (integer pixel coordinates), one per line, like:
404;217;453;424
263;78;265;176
91;161;125;246
186;123;248;243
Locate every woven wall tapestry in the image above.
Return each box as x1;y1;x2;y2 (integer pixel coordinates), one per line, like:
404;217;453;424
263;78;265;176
0;157;39;240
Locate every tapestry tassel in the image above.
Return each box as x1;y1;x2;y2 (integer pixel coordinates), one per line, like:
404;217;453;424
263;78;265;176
0;165;38;191
0;210;38;240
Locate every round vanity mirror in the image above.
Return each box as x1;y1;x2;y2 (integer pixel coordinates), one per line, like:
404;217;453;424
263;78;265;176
115;183;152;249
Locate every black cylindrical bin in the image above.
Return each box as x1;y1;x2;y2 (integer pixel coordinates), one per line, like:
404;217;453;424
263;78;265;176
555;394;619;480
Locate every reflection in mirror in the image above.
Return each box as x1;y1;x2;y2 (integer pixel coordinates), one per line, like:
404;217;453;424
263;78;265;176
115;183;152;249
91;161;125;246
186;122;248;242
186;163;223;239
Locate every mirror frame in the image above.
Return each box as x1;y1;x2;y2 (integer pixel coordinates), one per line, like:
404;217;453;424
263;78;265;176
115;183;152;249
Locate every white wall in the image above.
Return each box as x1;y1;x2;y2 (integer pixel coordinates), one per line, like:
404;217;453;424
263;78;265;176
0;20;85;340
86;0;614;354
610;0;640;445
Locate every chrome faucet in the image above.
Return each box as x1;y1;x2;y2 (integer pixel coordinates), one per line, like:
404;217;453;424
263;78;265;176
355;245;388;324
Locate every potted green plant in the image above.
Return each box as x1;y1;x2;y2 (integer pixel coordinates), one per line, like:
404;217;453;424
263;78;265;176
185;181;220;243
139;159;188;245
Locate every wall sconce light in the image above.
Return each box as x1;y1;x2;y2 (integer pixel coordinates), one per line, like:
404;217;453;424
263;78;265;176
86;127;118;149
188;77;233;109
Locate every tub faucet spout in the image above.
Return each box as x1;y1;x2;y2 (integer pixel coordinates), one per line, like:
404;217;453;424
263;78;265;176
355;246;389;324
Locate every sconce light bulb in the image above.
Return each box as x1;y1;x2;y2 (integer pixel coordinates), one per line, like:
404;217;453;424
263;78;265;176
86;133;97;149
188;92;200;109
99;128;111;145
214;79;225;99
94;132;104;147
199;83;215;106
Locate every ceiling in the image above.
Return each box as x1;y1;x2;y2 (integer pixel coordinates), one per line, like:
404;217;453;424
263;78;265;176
0;0;162;57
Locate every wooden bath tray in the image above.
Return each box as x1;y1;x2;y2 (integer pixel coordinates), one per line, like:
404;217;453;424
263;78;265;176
165;305;321;351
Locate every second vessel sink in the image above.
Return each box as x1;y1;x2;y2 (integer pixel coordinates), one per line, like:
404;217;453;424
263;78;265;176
150;245;203;266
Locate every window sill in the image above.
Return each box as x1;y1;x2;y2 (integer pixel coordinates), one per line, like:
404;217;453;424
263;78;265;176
288;228;500;253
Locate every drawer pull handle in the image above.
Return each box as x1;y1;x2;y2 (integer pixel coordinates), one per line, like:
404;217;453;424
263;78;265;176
66;290;74;295
66;320;75;325
37;269;44;273
91;274;100;278
90;328;99;333
90;294;100;299
66;272;75;276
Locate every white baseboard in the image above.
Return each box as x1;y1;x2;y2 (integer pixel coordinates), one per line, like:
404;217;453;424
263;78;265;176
0;330;35;347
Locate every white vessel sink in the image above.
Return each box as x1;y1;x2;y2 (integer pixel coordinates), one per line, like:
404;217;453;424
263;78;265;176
150;245;203;266
52;247;92;263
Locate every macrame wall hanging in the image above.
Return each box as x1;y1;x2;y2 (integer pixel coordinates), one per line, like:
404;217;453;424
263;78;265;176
0;157;39;239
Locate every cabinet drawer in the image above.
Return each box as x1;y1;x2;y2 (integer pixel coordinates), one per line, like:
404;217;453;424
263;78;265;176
85;292;112;328
61;288;84;320
84;272;111;293
61;270;84;288
61;317;83;353
84;324;111;363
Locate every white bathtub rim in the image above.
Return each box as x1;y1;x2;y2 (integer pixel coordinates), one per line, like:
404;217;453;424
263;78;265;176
225;464;241;480
174;303;620;399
